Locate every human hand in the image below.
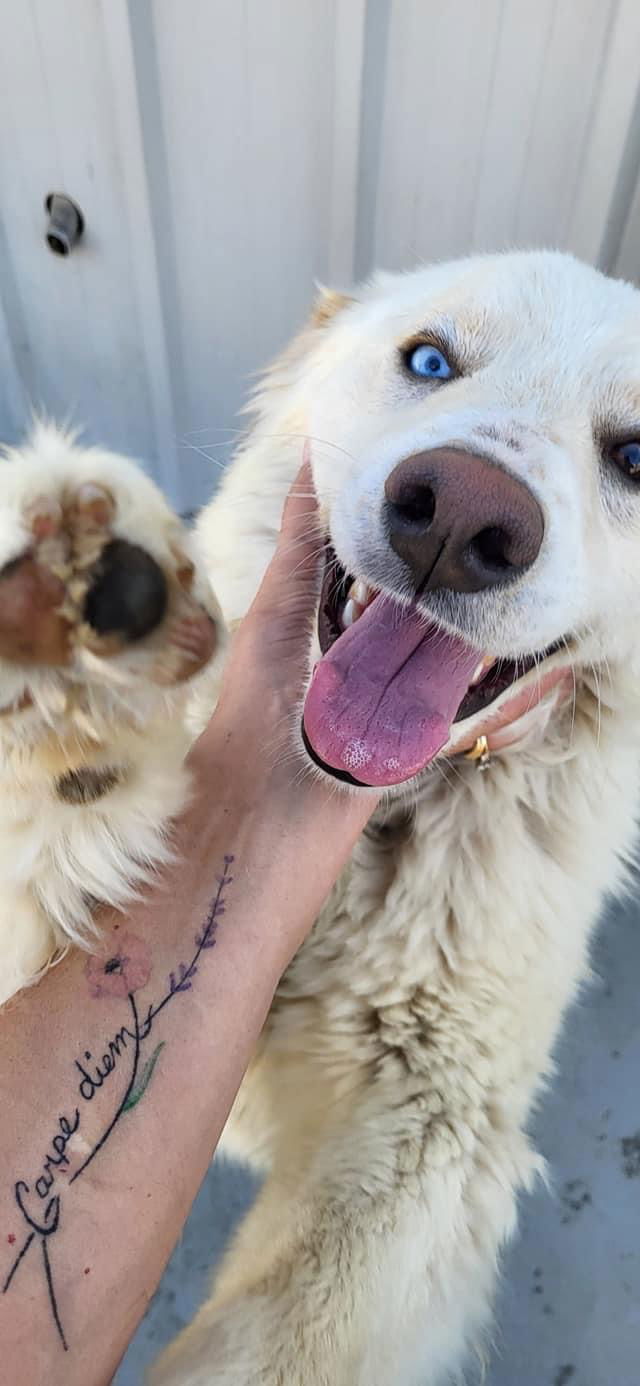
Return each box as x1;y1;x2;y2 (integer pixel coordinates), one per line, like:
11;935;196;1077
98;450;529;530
198;454;380;891
216;451;324;727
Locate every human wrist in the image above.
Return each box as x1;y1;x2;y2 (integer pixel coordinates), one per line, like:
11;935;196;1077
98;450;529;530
189;724;378;964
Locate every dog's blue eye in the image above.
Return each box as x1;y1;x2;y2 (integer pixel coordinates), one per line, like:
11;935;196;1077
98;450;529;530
609;439;640;480
406;343;453;380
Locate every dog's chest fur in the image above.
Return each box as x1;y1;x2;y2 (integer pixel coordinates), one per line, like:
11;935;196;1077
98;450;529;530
222;690;639;1178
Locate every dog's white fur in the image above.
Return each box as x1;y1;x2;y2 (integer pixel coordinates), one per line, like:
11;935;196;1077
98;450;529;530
0;425;221;1004
155;252;640;1385
1;251;639;1384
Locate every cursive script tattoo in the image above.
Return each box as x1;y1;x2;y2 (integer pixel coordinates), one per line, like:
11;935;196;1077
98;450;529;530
2;854;234;1352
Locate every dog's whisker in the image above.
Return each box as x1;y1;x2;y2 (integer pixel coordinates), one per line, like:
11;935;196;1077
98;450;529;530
434;756;465;792
179;441;230;472
178;427;360;469
557;635;578;754
285;548;331;582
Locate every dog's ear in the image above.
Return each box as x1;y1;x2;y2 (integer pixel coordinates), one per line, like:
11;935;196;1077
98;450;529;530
244;285;355;423
310;285;354;328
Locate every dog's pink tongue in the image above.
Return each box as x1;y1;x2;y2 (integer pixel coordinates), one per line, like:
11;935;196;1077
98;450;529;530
303;595;480;786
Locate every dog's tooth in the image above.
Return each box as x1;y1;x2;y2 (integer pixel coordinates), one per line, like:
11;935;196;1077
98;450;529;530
341;598;356;629
341;598;364;630
470;656;496;686
352;579;370;606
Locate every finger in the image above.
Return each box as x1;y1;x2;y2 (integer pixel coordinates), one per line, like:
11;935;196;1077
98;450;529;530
251;448;323;614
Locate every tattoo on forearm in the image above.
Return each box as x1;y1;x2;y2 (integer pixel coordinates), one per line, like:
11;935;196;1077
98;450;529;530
2;854;235;1353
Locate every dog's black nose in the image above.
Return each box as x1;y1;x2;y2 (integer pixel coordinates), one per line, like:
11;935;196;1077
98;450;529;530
384;447;544;593
84;539;168;641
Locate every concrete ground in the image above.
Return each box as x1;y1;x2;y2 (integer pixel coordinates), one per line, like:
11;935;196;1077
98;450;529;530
116;888;640;1386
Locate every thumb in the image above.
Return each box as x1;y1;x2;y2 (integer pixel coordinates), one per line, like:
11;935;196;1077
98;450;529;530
250;449;323;619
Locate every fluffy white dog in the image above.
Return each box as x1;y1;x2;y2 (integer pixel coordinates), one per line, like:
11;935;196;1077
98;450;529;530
1;251;638;1385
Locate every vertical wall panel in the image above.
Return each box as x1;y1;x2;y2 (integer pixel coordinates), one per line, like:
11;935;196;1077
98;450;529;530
0;0;156;464
565;0;640;268
146;0;353;502
372;0;507;268
326;0;368;286
101;0;181;504
1;0;640;508
370;0;627;271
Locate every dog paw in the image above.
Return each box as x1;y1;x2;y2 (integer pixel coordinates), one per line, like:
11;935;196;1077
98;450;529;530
0;433;221;687
0;497;71;666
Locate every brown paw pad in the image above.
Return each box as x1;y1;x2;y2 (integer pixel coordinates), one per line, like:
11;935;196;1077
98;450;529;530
154;609;218;684
0;555;70;665
170;543;195;592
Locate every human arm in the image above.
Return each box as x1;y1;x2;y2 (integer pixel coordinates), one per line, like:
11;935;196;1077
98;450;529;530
0;465;379;1385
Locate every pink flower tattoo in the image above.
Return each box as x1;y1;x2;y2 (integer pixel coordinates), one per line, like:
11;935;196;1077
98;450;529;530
84;932;152;999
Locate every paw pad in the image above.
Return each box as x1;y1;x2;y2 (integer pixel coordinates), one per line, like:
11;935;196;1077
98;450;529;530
0;471;218;685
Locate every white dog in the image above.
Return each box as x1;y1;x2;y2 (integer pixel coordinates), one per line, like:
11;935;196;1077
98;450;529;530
1;251;639;1385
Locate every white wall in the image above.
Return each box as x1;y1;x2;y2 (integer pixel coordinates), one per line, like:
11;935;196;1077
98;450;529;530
1;0;640;509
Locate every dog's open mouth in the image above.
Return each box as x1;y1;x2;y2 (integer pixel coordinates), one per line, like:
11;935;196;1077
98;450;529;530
303;547;564;788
